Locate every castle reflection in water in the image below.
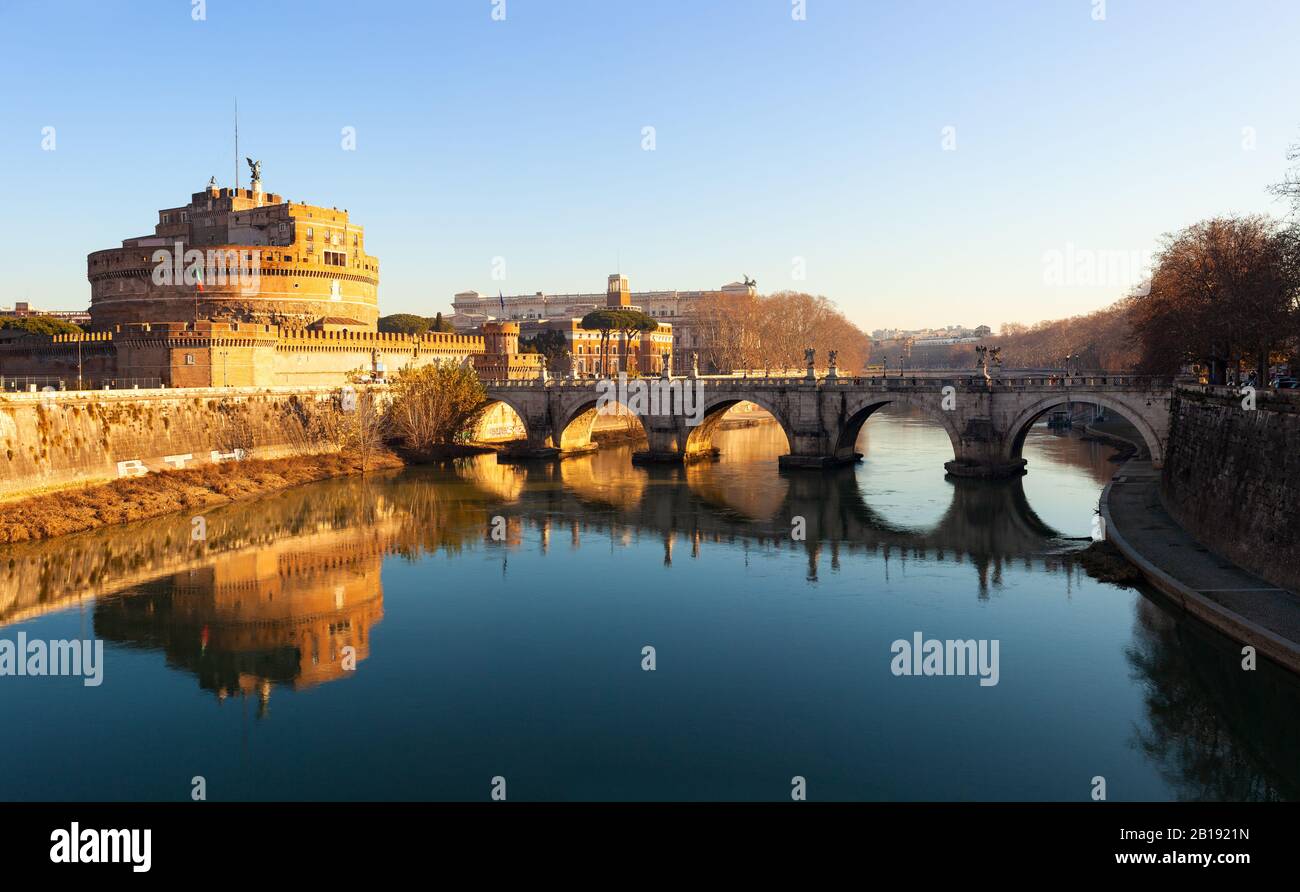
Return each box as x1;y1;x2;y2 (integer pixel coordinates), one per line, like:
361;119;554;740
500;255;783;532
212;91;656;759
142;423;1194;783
92;537;386;716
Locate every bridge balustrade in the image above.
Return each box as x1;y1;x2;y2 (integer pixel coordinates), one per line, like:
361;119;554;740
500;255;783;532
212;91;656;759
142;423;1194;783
483;373;1172;390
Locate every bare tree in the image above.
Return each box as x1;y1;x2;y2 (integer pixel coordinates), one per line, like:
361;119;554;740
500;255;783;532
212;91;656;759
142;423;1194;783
214;398;257;458
342;387;388;472
300;385;388;471
280;393;337;457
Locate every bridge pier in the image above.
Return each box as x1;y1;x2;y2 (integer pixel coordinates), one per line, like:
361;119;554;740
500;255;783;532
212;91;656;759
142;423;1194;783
943;457;1028;479
943;417;1028;478
777;452;860;470
631;414;718;464
499;443;598;461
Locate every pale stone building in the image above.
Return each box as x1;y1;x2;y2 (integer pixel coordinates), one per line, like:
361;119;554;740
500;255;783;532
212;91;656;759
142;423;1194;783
451;276;750;373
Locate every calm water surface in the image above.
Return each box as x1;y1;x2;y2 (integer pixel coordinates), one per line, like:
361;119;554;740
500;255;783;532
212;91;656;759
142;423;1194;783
2;407;1298;801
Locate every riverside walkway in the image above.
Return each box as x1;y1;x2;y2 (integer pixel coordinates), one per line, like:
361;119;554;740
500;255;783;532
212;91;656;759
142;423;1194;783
1101;460;1300;674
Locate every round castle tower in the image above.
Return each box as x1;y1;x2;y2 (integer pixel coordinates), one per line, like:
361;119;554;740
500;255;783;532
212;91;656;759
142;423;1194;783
87;175;380;330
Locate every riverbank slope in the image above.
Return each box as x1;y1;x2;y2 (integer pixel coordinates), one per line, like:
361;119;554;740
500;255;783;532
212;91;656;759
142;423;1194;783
1101;459;1300;674
0;451;403;544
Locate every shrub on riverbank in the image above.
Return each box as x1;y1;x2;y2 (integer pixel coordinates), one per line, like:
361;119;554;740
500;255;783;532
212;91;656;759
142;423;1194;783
386;364;488;457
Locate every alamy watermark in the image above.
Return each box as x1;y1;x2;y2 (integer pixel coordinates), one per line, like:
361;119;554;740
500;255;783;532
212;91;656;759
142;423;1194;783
1042;243;1153;295
595;373;706;425
50;823;150;872
152;242;261;296
890;632;999;687
1;632;104;687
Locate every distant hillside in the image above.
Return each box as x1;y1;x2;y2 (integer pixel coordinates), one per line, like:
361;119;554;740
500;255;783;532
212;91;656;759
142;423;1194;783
871;300;1138;371
989;299;1139;370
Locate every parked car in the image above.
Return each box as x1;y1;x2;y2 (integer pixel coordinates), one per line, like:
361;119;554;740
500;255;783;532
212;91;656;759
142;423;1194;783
1270;377;1298;389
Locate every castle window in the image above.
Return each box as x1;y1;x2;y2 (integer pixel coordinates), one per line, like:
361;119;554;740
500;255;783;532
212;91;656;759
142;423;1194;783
184;353;195;365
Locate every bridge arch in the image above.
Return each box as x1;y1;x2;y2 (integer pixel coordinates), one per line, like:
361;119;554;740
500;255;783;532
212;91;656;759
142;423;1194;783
684;392;795;459
837;393;963;461
1002;393;1164;466
556;396;649;452
477;394;534;443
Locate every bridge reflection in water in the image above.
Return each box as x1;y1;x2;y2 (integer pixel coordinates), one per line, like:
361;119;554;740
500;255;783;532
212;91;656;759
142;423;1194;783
0;438;1076;630
0;409;1297;799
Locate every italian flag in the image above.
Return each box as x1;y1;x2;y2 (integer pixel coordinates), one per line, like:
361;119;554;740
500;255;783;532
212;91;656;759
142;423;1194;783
194;265;204;292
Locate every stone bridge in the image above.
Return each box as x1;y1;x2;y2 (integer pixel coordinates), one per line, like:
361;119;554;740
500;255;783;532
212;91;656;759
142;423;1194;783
482;371;1173;477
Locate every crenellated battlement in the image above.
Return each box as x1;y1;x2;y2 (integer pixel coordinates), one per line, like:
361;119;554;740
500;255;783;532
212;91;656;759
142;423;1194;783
274;328;485;349
50;331;115;343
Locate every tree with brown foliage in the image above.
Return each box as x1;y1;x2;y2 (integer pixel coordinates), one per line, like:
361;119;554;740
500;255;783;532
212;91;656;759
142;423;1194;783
386;362;488;455
1128;216;1299;383
987;300;1141;370
689;291;765;372
686;291;871;374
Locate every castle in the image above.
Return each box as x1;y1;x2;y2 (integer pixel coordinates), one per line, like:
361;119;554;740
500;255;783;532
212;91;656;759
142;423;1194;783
0;172;548;389
88;174;380;329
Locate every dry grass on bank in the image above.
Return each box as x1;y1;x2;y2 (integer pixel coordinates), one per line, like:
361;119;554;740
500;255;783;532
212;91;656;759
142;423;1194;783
0;451;403;545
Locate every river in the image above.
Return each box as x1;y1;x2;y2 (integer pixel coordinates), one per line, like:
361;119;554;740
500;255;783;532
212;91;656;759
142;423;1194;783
1;406;1297;801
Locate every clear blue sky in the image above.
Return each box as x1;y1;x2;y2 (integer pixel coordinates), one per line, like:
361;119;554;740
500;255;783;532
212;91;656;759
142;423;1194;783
2;0;1299;330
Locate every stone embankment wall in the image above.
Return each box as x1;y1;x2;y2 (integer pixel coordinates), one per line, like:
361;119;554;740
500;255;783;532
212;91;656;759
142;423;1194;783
1162;385;1300;591
0;386;341;501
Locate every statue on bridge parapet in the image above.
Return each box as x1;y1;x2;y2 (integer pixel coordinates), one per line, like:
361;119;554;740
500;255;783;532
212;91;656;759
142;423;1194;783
805;348;816;381
690;352;699;379
975;345;1002;386
661;351;671;379
827;350;838;380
